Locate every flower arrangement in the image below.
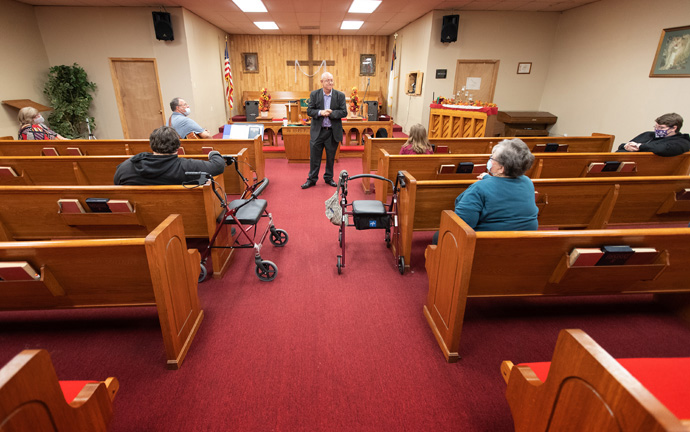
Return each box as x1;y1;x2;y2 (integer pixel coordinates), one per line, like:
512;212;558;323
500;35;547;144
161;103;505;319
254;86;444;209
349;87;360;113
259;88;271;112
436;96;496;108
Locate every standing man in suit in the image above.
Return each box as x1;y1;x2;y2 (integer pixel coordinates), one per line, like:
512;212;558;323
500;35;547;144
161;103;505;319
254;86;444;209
301;72;347;189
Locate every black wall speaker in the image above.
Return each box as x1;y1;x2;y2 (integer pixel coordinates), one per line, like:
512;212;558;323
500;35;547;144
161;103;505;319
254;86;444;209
441;15;459;43
245;101;259;122
153;12;174;41
365;101;378;122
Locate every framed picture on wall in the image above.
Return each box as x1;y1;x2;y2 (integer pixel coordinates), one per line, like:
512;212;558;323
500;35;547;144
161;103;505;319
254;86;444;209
517;62;532;74
360;54;376;76
650;25;690;77
243;53;258;73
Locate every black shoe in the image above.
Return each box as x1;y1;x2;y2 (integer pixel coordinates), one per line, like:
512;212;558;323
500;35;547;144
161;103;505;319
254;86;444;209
301;180;316;189
325;179;337;187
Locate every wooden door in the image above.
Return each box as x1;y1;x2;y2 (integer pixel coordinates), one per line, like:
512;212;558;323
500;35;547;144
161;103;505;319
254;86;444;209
453;60;500;103
110;58;166;139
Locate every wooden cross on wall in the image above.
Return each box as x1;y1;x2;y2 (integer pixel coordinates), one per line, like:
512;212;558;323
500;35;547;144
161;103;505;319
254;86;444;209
286;35;335;89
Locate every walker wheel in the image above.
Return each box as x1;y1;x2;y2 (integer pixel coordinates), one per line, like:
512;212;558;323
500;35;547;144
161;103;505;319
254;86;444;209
255;260;278;281
198;263;208;283
398;256;405;275
337;255;342;275
270;229;289;246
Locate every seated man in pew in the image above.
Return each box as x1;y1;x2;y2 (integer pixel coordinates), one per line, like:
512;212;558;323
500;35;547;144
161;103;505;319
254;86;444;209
432;138;538;244
167;97;210;139
617;112;690;157
114;126;225;185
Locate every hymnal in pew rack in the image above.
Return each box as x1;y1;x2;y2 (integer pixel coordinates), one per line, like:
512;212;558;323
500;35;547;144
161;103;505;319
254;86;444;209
0;261;40;281
551;247;666;284
0;166;18;178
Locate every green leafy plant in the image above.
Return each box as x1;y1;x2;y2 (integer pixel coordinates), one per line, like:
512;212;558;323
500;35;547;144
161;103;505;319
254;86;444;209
43;63;97;139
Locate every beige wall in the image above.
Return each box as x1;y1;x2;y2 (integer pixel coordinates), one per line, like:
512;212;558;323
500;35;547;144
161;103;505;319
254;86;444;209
0;0;50;138
540;0;690;144
182;9;229;132
33;6;227;139
391;10;560;133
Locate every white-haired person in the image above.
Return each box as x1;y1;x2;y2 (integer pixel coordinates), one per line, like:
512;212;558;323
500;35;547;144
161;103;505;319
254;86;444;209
432;138;538;244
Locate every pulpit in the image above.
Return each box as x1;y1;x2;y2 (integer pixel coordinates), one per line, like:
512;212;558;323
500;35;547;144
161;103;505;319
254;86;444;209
286;102;300;124
497;111;557;137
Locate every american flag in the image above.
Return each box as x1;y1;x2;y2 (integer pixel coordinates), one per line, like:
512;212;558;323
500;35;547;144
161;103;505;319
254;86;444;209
224;40;234;109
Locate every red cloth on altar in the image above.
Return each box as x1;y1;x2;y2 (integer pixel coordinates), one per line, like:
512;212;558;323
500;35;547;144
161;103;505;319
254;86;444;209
429;103;498;116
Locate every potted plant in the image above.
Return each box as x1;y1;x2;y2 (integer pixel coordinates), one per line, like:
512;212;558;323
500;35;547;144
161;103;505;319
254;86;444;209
43;63;97;139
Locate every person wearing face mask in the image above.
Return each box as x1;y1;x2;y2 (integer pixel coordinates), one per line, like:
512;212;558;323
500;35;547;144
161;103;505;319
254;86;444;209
432;139;538;245
17;106;68;140
616;113;689;157
167;97;210;139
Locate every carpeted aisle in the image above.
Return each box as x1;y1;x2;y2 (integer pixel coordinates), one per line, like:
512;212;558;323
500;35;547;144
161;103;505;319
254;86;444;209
1;157;690;431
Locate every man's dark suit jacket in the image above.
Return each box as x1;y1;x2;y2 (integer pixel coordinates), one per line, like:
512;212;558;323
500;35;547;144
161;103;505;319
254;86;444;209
307;88;347;143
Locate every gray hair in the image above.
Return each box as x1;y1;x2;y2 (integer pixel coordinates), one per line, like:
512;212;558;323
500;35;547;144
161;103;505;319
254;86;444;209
170;97;182;111
18;106;39;125
492;138;534;178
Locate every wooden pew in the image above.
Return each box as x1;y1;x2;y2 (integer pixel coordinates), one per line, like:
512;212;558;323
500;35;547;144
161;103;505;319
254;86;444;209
397;173;690;271
0;184;233;279
0;151;250;195
501;329;690;432
0;214;203;369
0;349;119;431
361;133;616;192
375;150;690;202
424;210;690;362
0;137;265;181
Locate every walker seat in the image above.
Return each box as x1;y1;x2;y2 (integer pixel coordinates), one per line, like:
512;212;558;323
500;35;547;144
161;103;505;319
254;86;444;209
225;199;268;225
351;200;390;230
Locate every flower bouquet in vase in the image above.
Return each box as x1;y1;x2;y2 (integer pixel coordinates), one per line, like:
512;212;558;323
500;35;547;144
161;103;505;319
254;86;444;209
259;88;271;117
348;87;360;118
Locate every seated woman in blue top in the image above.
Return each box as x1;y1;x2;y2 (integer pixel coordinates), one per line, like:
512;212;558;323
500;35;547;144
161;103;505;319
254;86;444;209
432;138;538;244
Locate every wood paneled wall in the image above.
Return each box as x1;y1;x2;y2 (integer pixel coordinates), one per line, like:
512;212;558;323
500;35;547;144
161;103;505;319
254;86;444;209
228;35;390;113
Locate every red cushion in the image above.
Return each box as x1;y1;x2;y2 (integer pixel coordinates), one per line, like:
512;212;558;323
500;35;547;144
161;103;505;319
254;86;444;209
521;358;690;419
59;380;97;403
262;146;285;152
340;145;364;151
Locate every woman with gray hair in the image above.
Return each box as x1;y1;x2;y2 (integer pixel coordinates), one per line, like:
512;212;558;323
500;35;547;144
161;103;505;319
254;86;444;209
433;138;538;244
17;106;67;140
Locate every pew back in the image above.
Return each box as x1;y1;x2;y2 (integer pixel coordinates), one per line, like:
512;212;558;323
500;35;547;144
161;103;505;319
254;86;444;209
361;134;616;192
0;183;233;278
376;150;690;201
0;215;203;368
0;137;265;181
0;151;250;195
397;173;690;271
424;210;690;361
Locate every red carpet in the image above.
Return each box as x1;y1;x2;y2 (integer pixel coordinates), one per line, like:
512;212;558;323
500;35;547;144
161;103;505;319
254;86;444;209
1;158;690;431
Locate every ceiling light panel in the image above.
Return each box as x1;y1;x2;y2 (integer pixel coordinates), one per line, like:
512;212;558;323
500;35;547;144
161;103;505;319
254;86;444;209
232;0;268;13
348;0;382;13
341;20;364;30
254;21;279;29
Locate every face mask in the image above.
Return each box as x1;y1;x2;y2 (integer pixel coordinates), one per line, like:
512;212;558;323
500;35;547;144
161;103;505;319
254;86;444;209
486;158;493;173
654;128;670;138
184;108;191;116
34;116;44;124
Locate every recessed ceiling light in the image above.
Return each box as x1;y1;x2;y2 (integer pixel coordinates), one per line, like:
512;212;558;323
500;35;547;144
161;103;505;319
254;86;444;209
232;0;267;13
255;21;279;30
341;21;364;30
348;0;381;14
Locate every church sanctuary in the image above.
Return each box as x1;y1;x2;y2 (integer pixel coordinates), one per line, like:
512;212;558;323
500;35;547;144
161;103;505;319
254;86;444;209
2;0;690;430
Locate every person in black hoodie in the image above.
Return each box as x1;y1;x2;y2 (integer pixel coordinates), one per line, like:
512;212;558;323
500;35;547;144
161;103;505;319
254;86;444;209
617;113;690;157
114;126;225;185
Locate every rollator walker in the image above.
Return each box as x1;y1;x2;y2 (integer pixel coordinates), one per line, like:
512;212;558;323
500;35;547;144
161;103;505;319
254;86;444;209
335;170;405;275
187;155;288;282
